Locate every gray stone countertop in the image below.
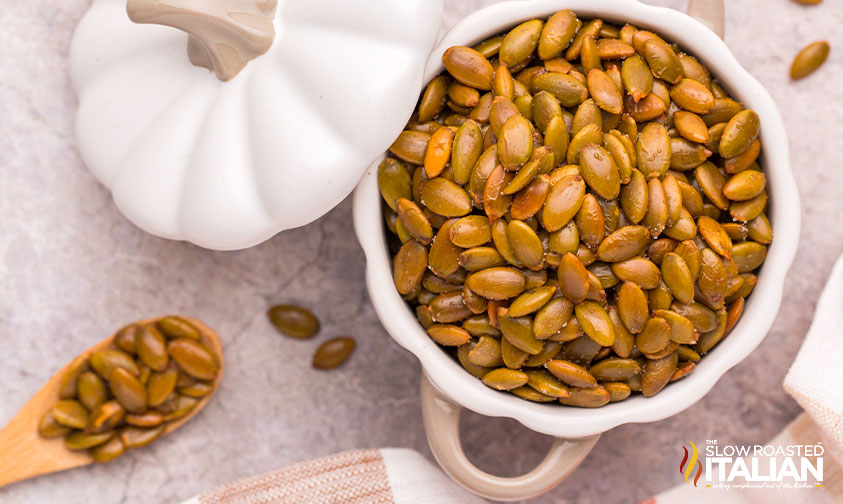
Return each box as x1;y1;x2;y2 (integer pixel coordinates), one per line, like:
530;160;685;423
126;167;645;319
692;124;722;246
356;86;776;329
1;0;841;502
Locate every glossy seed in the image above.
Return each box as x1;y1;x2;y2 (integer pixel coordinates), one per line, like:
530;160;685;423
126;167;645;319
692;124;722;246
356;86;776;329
654;309;698;345
531;91;563;134
559;386;611;407
575;194;605;250
669;79;714;114
120;425;166;449
157;316;200;341
108;367;147;414
579;144;620;200
589;358;641;381
641;351;678;397
575;301;615;346
458;247;506;272
620;54;653;102
670;137;712;170
597;225;649;262
696;308;728;354
267;305;320;339
396;198;433;245
511;177;551;220
429;290;472;322
701;98;743;127
65;431;113;451
114;324;139;354
534;72;588;107
147;368;178;408
697;216;733;259
612;257;662;289
643;177;668;238
642;39;684;84
557;252;590;304
525;369;570;398
500;19;543;67
312;337;356;369
482;368;529;390
89;349;139;381
424;126;454;178
730;191;768;223
542;174;586;232
468;336;503;367
619;170;647;224
587;69;623;114
90;436;126;463
695;161;730;210
421;177;473;217
443;46;494;90
86;400;126;434
167;338;218;381
466;267;526;300
389;130;430;165
673;111;710;143
791;41;830;80
719;109;761;158
136;324;169;372
77;371;107;412
51;399;89;430
533;297;575;339
723;170;767;201
732;241;767;273
499;312;543;354
696;250;728;309
637;123;671;179
38;410;72;438
603;133;633;184
508;286;557;318
746;213;773;244
672;302;720;333
449;82;480;108
418;76;449;122
498;115;534;169
450;215;491;248
661;253;695;304
617;282;649;334
507;220;544;270
538;10;578;60
451;120;484;185
504;159;541;195
545;359;597;388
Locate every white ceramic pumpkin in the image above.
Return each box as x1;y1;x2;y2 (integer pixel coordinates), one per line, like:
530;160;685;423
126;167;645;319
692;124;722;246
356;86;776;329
70;0;442;250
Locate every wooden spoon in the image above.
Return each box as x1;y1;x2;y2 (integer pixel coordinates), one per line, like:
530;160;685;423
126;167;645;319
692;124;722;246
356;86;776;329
0;316;223;488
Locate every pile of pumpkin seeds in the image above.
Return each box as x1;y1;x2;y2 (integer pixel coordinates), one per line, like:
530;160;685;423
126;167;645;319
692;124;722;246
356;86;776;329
380;10;772;407
38;317;220;461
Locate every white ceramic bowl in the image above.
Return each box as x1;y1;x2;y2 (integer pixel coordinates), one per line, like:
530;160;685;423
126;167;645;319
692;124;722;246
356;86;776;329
353;0;800;500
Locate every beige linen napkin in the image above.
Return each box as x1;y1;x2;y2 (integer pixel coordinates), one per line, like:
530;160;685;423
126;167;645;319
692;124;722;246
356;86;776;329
182;448;487;504
648;255;843;503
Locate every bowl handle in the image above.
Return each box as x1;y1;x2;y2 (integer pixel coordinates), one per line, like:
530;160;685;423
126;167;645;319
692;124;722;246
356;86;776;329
420;373;600;502
688;0;725;38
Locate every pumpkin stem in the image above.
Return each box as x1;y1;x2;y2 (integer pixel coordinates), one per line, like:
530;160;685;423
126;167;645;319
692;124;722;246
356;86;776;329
127;0;277;82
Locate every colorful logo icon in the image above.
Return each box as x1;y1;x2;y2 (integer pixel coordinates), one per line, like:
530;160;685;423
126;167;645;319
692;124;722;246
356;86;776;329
680;441;703;486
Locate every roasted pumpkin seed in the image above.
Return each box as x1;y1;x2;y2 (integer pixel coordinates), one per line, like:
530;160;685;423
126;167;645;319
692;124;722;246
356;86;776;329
312;337;356;369
791;41;830;80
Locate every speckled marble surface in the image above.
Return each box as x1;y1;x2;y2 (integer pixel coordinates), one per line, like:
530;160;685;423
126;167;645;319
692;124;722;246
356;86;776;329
1;0;841;502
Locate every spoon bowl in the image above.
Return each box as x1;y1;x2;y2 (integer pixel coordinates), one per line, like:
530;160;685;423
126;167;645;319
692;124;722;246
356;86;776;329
0;316;223;488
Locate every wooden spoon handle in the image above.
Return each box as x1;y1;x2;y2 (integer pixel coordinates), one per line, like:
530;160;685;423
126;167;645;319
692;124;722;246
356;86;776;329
0;388;90;488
